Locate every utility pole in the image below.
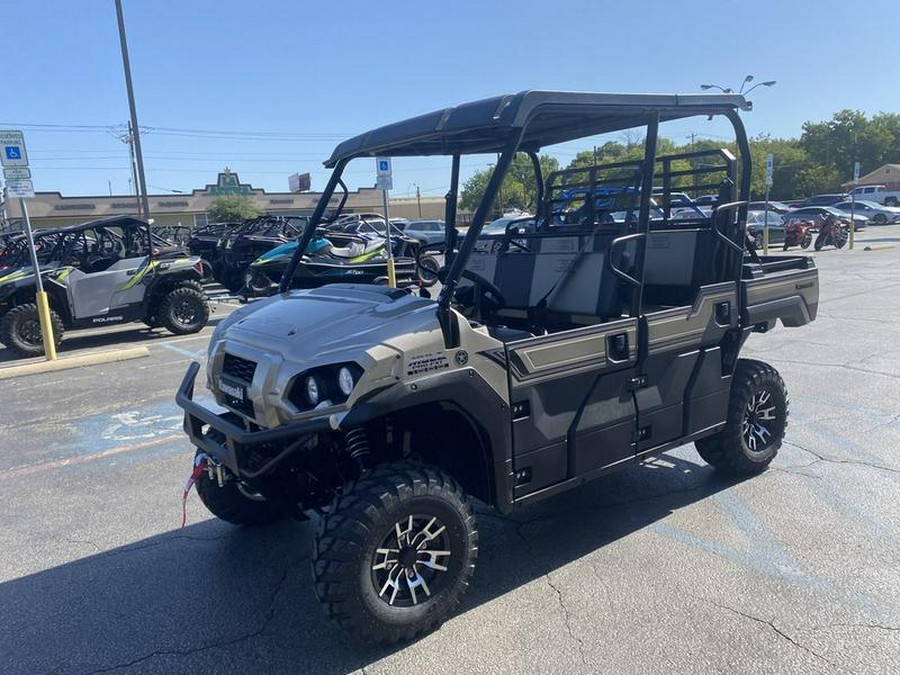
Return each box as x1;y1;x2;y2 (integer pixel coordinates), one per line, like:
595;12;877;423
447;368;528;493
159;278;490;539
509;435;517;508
115;0;150;221
416;184;422;218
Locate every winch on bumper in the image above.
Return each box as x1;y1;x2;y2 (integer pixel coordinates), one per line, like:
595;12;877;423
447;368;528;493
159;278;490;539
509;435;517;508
176;361;339;480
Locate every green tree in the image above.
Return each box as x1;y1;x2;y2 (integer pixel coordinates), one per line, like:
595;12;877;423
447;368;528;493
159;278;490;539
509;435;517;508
207;194;260;222
460;153;559;215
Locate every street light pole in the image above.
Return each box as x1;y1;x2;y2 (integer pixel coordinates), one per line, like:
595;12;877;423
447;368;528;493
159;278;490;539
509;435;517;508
700;76;776;97
115;0;150;222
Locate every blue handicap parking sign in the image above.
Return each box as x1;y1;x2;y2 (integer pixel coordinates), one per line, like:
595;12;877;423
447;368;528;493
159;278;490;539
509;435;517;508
5;146;22;160
379;160;389;171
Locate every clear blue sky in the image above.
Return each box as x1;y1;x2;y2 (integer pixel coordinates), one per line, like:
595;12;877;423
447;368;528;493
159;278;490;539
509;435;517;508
2;0;898;199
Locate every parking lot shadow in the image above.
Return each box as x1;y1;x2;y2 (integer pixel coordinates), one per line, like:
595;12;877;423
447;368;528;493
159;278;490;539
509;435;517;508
0;455;732;674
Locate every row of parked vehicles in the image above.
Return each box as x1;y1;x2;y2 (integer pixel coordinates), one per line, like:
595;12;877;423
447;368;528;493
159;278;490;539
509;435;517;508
186;213;444;297
0;212;448;358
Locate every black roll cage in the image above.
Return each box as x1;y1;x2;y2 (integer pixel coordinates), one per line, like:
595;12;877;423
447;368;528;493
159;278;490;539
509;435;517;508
280;91;753;330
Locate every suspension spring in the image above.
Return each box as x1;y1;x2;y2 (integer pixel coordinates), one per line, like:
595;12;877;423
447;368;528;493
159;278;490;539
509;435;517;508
345;427;371;474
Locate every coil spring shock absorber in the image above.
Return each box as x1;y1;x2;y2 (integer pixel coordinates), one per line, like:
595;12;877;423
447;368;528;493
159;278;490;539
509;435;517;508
345;427;371;475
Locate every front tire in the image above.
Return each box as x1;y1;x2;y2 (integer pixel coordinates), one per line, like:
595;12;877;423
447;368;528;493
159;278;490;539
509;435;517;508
195;457;295;526
0;303;64;357
801;231;813;249
814;231;826;251
695;359;788;476
313;462;478;644
159;287;209;335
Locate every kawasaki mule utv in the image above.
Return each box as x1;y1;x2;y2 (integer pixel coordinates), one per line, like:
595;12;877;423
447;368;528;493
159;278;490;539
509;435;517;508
0;215;209;357
176;91;819;643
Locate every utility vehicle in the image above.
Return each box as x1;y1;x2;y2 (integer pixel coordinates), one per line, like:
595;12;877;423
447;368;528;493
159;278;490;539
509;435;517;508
0;215;208;357
176;91;819;644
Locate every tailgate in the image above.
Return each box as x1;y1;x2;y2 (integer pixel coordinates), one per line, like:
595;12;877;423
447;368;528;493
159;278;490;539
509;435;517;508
741;256;819;328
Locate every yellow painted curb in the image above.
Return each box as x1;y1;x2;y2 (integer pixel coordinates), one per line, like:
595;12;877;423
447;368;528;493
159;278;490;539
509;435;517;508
862;244;896;251
0;346;150;380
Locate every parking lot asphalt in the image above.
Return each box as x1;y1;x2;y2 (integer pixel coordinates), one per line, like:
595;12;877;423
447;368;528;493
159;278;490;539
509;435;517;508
1;227;900;674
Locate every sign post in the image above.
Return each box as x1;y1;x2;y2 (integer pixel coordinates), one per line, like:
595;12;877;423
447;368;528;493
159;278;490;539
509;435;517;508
763;153;774;255
1;130;56;360
376;158;396;287
850;161;860;250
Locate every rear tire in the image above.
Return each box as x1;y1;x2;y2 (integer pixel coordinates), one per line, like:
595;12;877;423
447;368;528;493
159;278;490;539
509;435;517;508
313;462;478;644
695;359;788;476
0;303;64;357
159;287;209;335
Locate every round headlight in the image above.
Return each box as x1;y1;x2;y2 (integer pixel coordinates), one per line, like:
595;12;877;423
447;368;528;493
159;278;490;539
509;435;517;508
305;375;320;405
338;366;354;396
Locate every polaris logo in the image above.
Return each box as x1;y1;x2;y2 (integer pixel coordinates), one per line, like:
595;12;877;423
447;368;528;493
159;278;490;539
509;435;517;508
92;316;124;324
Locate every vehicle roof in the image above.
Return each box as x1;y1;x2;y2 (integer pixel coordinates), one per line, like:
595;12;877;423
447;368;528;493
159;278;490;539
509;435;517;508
325;90;750;167
44;215;150;234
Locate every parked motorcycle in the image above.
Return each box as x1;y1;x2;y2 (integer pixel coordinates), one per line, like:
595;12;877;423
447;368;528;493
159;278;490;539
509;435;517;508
814;215;849;251
782;219;814;251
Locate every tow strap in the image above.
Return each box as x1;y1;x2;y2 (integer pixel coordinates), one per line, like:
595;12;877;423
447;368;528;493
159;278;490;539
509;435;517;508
181;453;208;529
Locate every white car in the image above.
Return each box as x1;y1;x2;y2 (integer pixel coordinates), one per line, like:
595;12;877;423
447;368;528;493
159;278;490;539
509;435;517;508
833;200;900;225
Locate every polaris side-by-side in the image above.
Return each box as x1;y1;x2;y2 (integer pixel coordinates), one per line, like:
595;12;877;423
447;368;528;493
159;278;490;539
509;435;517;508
176;91;819;644
0;216;209;357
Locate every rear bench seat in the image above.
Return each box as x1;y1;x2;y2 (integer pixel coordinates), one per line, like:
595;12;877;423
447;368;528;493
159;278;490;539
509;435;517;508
464;225;634;332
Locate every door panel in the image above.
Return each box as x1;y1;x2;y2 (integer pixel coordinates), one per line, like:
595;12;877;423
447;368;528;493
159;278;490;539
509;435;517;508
637;282;736;451
66;256;145;319
507;317;639;498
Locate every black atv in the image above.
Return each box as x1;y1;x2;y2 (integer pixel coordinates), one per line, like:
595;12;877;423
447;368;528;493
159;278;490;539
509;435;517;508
0;215;209;357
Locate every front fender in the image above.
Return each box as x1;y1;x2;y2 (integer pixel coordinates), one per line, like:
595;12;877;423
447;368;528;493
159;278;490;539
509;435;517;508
341;367;515;513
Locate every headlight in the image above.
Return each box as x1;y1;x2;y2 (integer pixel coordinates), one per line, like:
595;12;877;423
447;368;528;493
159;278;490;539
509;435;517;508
288;363;362;411
338;366;355;396
305;374;323;405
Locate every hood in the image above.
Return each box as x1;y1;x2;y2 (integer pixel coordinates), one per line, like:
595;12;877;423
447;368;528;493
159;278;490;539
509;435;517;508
0;263;65;287
224;284;439;361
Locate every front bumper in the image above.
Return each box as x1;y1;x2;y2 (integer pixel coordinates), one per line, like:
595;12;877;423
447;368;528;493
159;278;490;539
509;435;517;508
176;361;333;479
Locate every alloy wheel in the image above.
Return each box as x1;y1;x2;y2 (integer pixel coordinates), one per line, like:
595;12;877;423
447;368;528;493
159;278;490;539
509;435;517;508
742;389;777;452
371;514;452;607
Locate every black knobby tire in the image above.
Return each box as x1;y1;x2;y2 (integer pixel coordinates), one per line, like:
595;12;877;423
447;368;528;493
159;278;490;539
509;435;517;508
801;231;813;249
159;286;209;335
0;303;64;357
814;231;826;251
313;462;478;644
834;230;847;249
695;359;788;476
194;456;295;526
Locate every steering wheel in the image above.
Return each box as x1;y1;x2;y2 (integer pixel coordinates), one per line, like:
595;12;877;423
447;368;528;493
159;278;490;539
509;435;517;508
459;269;506;323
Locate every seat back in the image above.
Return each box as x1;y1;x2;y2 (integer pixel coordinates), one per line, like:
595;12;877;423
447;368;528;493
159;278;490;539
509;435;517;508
464;225;631;324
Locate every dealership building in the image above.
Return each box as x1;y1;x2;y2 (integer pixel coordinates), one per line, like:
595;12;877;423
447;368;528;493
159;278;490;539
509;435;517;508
1;169;454;231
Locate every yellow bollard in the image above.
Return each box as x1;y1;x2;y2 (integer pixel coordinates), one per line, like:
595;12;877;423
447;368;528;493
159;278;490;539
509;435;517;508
763;227;769;256
35;291;57;361
386;258;397;288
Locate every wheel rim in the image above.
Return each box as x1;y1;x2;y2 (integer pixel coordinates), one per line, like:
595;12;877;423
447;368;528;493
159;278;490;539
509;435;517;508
742;389;777;452
173;299;198;325
371;514;452;607
18;317;43;347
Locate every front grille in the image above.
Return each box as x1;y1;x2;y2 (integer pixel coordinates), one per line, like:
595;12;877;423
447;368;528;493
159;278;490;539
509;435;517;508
223;394;254;418
222;353;257;382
